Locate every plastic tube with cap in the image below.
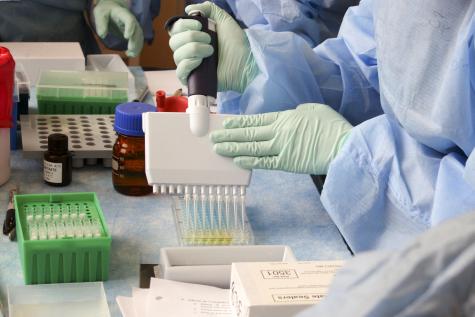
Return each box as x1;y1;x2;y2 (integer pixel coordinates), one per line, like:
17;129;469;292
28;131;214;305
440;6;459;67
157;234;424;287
0;47;14;128
0;46;14;186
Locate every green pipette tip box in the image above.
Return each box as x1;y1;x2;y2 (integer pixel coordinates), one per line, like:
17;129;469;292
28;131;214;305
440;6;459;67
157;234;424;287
14;192;111;285
36;70;128;114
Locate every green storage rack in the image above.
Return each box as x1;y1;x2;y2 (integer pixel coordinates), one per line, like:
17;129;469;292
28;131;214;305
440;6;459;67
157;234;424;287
14;192;112;284
36;70;128;114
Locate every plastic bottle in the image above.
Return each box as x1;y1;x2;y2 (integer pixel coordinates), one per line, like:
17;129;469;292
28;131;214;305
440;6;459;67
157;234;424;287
0;46;15;186
44;133;72;186
112;102;156;196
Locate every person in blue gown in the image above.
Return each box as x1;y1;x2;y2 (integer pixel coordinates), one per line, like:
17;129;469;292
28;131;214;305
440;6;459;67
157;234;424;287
170;2;475;314
169;0;475;253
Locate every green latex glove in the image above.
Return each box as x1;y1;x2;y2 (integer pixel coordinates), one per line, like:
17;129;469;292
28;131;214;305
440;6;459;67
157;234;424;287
168;1;259;92
93;0;144;57
210;104;353;175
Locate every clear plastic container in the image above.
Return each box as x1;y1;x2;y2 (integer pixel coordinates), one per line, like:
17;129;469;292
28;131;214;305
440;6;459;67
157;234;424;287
37;70;128;114
8;282;110;317
86;54;136;100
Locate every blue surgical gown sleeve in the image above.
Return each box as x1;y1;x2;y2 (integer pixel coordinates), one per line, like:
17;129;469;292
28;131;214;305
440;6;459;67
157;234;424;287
322;115;475;251
321;1;475;252
296;210;475;317
228;0;383;126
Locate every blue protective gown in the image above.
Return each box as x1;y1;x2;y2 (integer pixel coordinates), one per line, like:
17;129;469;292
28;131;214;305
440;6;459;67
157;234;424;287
0;0;160;55
212;0;360;47
204;0;360;114
238;0;475;252
297;210;475;317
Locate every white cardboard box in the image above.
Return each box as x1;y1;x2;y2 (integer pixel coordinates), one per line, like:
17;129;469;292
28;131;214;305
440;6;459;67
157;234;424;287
0;42;85;85
160;245;296;289
230;261;344;317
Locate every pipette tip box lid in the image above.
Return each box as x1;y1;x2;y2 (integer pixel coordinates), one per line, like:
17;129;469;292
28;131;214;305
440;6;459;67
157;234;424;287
14;192;112;284
0;42;85;85
8;282;110;317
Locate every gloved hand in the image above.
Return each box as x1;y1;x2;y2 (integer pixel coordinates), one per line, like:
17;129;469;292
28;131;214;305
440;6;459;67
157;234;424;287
93;0;144;57
168;1;259;92
210;104;353;175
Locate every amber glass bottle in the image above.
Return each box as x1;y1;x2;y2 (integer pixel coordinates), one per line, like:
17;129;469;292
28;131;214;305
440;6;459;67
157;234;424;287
112;102;156;196
44;133;72;186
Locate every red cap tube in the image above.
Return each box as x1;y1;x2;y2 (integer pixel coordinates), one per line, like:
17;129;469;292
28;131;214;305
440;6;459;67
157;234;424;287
0;47;15;128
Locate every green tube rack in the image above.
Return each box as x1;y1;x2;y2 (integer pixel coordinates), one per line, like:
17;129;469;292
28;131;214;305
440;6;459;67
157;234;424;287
36;70;128;114
14;192;112;285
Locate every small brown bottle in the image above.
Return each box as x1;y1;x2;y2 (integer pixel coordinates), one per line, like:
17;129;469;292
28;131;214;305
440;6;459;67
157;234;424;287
112;102;155;196
43;133;72;186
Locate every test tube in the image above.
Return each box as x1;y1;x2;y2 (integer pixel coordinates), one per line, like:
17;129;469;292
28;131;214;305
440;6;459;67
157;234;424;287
25;206;34;223
84;219;93;238
53;205;61;220
43;206;51;221
47;221;57;240
38;220;47;240
29;223;38;240
34;206;43;222
65;219;74;238
79;204;86;220
56;220;65;239
74;219;84;238
91;218;101;237
61;206;69;220
70;205;78;220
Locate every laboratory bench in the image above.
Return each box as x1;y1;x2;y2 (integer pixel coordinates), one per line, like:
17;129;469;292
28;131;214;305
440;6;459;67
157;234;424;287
0;151;351;316
0;68;352;316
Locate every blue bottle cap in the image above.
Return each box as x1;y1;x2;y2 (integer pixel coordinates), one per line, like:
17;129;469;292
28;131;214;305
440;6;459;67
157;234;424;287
114;102;156;137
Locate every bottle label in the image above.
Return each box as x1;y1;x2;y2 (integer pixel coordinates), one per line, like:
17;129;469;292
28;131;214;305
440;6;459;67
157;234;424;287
44;160;62;183
112;158;119;171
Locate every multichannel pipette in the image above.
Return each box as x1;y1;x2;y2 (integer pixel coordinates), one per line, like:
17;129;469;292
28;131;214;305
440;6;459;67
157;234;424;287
165;9;218;137
143;11;252;245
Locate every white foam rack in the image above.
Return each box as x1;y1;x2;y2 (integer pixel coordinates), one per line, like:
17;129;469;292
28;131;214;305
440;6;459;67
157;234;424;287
20;115;115;168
